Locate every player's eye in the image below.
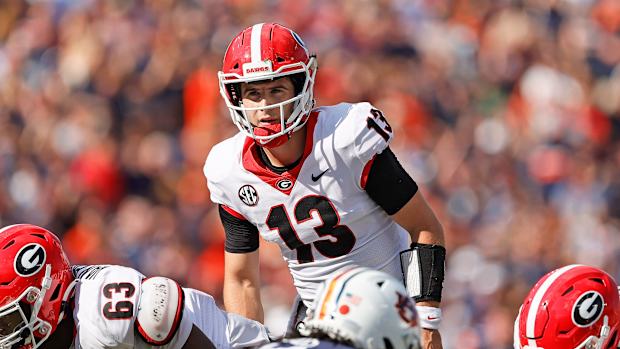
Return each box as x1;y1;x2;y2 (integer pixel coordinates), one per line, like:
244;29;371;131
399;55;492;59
245;90;261;99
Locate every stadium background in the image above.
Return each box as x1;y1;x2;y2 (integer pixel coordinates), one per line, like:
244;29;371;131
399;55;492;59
1;0;619;347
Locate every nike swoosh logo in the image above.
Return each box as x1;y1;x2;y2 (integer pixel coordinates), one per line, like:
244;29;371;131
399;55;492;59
311;169;329;182
427;316;439;320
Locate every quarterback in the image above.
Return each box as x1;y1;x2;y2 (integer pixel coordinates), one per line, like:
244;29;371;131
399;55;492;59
204;23;446;348
514;264;620;349
0;224;270;349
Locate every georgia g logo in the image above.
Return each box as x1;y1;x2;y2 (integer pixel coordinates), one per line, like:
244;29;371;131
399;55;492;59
14;243;46;277
276;179;293;191
572;291;605;327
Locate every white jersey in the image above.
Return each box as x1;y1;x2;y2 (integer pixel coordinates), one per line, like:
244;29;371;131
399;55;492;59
204;102;410;305
260;338;354;349
70;265;269;349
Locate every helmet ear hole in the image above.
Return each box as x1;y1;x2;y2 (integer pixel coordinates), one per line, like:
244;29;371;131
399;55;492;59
49;284;61;302
289;73;306;95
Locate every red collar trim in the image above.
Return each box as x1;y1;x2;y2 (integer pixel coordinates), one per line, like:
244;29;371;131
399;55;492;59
242;111;319;195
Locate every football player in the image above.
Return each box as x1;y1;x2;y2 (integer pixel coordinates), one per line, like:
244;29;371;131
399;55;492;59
260;267;421;349
514;264;620;349
0;224;271;349
204;23;446;348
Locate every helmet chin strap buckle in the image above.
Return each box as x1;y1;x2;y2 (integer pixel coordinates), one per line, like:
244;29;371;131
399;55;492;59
41;265;52;291
30;265;52;325
597;315;610;349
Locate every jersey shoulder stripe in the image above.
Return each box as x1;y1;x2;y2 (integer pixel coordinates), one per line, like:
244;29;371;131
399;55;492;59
72;265;110;280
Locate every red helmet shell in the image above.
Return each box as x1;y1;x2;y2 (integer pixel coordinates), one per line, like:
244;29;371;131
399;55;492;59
0;224;73;344
218;23;317;147
515;265;620;349
221;22;310;82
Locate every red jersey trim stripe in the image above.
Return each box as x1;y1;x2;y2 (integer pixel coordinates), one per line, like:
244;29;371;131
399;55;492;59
221;205;247;220
360;155;376;189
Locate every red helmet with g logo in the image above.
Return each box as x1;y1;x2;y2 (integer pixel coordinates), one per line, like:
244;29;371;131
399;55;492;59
514;264;620;349
0;224;74;348
218;22;317;148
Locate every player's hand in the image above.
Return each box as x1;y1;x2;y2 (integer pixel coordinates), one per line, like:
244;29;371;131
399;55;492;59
420;328;443;349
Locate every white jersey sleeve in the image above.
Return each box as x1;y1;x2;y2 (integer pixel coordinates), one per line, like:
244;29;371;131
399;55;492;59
72;265;145;349
330;102;393;188
175;287;270;349
348;102;393;164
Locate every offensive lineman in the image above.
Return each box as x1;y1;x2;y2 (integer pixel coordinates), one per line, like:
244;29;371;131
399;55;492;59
514;264;620;349
0;224;270;349
204;23;446;348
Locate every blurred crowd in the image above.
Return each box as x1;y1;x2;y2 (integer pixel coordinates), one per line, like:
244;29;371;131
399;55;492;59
1;0;620;347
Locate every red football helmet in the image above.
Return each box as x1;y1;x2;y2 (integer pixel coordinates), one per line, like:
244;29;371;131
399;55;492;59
0;224;74;348
514;264;620;349
218;22;318;148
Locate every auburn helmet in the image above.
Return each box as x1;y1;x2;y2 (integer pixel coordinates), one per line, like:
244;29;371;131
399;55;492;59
514;264;620;349
0;224;74;348
218;22;317;148
304;267;421;349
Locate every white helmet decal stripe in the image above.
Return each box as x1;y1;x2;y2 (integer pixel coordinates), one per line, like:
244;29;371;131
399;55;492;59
317;268;363;320
525;264;581;347
250;23;264;63
0;224;25;235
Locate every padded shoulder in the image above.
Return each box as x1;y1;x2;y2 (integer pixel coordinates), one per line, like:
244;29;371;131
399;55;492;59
327;102;393;164
136;276;185;346
203;134;246;205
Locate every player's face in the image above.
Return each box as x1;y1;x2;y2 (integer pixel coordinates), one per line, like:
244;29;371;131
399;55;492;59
240;77;296;127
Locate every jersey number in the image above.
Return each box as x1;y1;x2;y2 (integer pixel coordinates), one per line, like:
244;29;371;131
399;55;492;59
266;195;356;263
102;282;135;320
366;108;392;142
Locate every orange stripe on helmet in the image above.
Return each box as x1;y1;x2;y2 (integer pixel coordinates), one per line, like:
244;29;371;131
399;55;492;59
318;269;359;320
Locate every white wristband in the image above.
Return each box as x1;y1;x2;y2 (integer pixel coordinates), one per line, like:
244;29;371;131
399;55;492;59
416;305;442;330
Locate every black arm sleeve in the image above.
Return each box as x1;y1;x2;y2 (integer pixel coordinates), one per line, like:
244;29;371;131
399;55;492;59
365;147;418;215
219;205;260;253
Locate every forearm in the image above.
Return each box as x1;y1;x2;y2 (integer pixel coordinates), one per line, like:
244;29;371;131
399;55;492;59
393;193;446;318
223;276;264;323
410;225;444;246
